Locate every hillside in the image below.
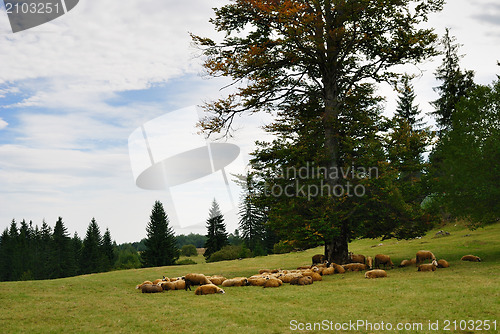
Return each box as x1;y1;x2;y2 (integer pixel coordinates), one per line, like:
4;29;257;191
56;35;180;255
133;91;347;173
1;222;498;333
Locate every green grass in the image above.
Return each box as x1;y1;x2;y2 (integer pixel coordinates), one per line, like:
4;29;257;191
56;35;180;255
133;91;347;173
1;222;499;333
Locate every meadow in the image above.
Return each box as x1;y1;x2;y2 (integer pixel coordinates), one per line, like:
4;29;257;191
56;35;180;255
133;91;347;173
0;221;498;333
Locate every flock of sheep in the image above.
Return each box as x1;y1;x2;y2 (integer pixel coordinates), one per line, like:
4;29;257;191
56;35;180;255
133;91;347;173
135;251;482;295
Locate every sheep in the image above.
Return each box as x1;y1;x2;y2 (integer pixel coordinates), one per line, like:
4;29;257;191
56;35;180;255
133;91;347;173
290;276;313;285
279;273;302;283
374;254;394;269
221;277;249;287
416;250;436;265
312;254;325;265
263;277;283;288
141;284;163;293
437;259;450;268
152;277;168;285
136;280;153;289
159;281;175;291
349;253;366;264
321;266;335;275
208;276;227;285
297;265;312;270
248;276;268;286
331;263;345;274
183;273;212;291
343;263;368;272
195;284;225;295
399;259;412;267
259;269;271;274
365;269;387;279
366;256;373;270
461;255;481;262
418;260;438;272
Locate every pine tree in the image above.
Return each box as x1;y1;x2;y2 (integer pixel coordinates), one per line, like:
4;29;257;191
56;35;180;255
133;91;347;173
141;201;179;267
431;28;475;135
237;173;266;252
80;218;104;274
0;227;12;281
101;228;116;271
204;199;228;259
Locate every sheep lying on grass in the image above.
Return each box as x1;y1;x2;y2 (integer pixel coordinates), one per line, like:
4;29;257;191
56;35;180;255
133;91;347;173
343;263;368;272
136;281;153;289
290;276;313;286
183;273;211;291
222;277;249;287
331;263;345;274
418;260;438;272
416;250;436;265
141;284;163;293
208;276;227;285
437;259;450;268
374;254;394;269
195;284;225;295
365;269;387;279
461;255;481;262
263;277;283;288
399;259;417;267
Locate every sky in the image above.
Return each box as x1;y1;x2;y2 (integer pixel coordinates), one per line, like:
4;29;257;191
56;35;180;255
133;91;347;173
0;0;499;244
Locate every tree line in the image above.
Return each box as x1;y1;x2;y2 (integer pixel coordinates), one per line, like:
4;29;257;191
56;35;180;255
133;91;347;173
0;217;115;281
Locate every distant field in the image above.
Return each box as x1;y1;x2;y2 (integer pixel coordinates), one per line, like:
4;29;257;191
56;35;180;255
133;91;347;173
1;222;499;333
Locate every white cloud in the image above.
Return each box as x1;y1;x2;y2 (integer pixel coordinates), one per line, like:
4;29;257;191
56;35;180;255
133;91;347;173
0;117;7;129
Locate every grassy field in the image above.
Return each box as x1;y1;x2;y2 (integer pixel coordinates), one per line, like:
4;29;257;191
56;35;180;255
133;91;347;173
1;222;499;333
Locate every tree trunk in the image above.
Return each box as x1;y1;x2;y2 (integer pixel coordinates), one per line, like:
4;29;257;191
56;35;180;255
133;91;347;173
324;222;349;264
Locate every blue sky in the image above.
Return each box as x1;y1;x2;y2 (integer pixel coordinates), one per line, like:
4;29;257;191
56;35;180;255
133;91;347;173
1;0;499;243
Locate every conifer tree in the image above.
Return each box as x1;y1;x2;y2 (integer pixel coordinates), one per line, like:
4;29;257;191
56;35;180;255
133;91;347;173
237;173;266;252
204;199;228;259
51;217;76;278
101;228;116;271
80;218;104;274
141;201;179;267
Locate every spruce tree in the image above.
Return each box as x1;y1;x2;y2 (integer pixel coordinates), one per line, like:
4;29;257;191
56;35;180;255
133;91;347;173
431;28;475;134
237;173;266;252
204;199;228;259
387;75;434;204
101;228;116;271
51;217;75;278
80;218;104;274
141;201;179;267
71;232;83;275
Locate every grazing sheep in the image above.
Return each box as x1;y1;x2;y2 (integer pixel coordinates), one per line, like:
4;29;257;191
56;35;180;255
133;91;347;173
208;276;227;285
183;273;211;291
461;255;481;262
416;250;436;265
399;259;412;267
374;254;394;269
136;280;153;289
141;284;163;293
195;284;225;295
263;277;283;288
437;259;450;268
290;276;313;285
312;254;325;265
221;277;249;287
418;260;438;272
366;256;373;270
343;263;368;272
349;253;366;264
365;269;387;279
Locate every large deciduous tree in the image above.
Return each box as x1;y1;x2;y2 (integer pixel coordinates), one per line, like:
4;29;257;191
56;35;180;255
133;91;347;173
193;0;443;263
